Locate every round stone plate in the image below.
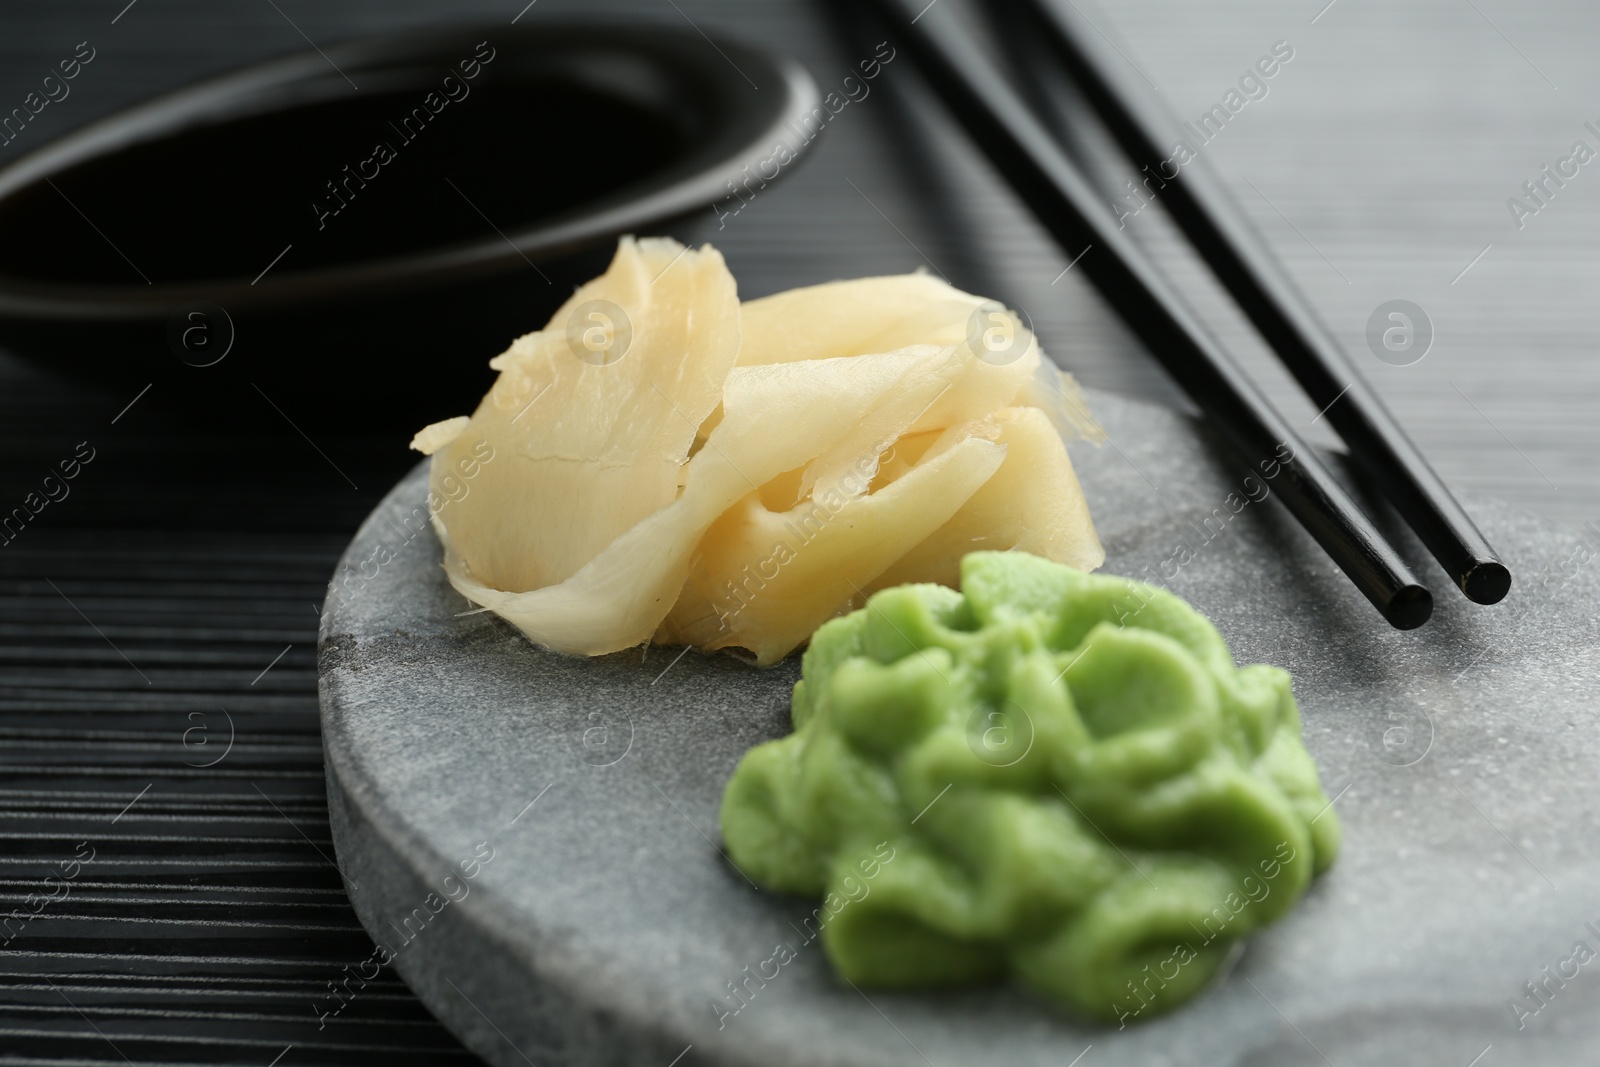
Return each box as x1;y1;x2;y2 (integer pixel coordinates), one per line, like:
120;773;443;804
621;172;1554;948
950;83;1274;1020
318;390;1600;1067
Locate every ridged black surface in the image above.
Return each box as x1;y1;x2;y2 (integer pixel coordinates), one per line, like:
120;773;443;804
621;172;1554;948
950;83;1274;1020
0;356;466;1063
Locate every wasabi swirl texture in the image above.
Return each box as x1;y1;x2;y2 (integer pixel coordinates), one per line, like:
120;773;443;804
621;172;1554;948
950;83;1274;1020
721;551;1340;1022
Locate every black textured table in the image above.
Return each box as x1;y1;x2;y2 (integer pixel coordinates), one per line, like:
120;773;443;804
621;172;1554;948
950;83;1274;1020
2;1;1595;1064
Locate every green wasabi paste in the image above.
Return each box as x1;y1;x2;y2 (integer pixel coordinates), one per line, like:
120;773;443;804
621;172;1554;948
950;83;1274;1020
720;551;1339;1023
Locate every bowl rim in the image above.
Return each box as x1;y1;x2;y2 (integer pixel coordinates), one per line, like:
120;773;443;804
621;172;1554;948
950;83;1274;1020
0;20;819;321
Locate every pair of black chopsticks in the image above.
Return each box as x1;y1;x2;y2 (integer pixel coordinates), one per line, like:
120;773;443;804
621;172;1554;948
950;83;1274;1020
870;0;1509;629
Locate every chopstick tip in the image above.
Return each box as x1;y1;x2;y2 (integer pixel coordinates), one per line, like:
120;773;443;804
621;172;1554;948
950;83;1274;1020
1386;585;1434;631
1461;560;1511;606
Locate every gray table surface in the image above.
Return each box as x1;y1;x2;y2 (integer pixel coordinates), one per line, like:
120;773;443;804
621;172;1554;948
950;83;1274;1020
7;0;1593;522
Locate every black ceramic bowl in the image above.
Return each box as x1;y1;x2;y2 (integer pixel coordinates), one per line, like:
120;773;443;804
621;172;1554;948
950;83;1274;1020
0;21;817;422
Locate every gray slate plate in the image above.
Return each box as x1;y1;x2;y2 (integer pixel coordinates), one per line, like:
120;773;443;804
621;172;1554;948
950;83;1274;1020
318;391;1600;1067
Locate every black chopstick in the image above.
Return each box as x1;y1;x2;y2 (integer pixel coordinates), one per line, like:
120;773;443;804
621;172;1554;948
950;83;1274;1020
871;0;1433;629
1010;0;1510;606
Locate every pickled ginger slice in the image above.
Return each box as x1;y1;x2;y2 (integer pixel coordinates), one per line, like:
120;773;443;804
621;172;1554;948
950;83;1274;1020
739;273;990;365
423;236;740;594
870;406;1104;593
744;275;1046;502
742;273;1046;465
657;428;1007;664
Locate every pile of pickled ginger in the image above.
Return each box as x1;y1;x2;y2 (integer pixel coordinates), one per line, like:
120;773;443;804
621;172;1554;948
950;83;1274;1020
412;237;1104;665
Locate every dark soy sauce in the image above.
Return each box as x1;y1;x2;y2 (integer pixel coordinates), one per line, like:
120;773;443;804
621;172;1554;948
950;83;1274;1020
0;78;686;286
